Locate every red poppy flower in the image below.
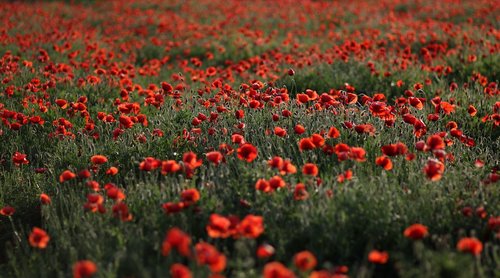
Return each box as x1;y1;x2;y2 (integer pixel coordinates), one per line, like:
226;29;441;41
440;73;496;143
237;143;258;162
181;188;200;205
369;101;389;115
311;134;325;147
488;216;500;231
403;224;428;240
368;250;389;264
78;169;91;179
424;159;445;181
269;176;286;190
105;166;119;176
73;260;97;278
274;126;287;137
375;156;393;170
457;237;483;256
426;135;445;151
354;124;375;135
408;97;423;110
296;93;310;104
256;179;272;193
206;151;223;165
40;193;51;205
12;152;29;166
294;124;306;134
59;170;76;183
263;262;296;278
238;214;264;238
182;152;203;169
293;250;317;271
381;142;408;156
327;126;340;138
207;214;232;238
139;157;161;171
268;156;284;169
0;206;15;216
467;105;477;116
293;183;309;201
83;194;105;213
162;202;185;214
349;147;366;162
163;227;192;257
170;263;192;278
232;133;245;145
112;202;132;222
161;160;181;175
55;99;68;109
106;186;126;201
90;155;108;165
281;160;297;175
257;243;275;258
195;242;226;273
29;227;50;249
299;138;316;151
302;163;319;176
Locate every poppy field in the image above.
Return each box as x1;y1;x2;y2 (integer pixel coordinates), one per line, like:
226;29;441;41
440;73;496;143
0;0;499;277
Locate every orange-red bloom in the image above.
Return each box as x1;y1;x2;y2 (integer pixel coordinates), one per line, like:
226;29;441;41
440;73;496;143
269;175;286;190
311;134;325;147
263;262;296;278
183;152;203;169
257;243;275;258
12;152;29;166
293;183;309;201
170;263;192;278
139;157;161;171
256;179;272;193
105;166;119;175
161;160;181;175
29;227;50;249
195;242;226;273
403;224;428;240
40;193;51;205
73;260;97;278
468;105;477;116
293;250;317;271
0;206;15;216
238;214;264;238
368;250;389;264
112;202;132;221
381;142;408;156
90;155;108;165
181;188;200;205
424;159;445;181
163;227;192;257
327;126;341;138
302;163;319;176
207;214;232;238
268;156;284;169
294;124;306;135
237;143;258;162
59;170;76;183
299;138;316;151
457;237;483;256
206;151;223;165
349;147;366;162
274;126;287;137
426;135;445;151
375;156;393;170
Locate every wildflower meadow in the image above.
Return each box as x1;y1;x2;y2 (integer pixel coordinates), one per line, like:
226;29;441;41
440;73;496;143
0;0;499;277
